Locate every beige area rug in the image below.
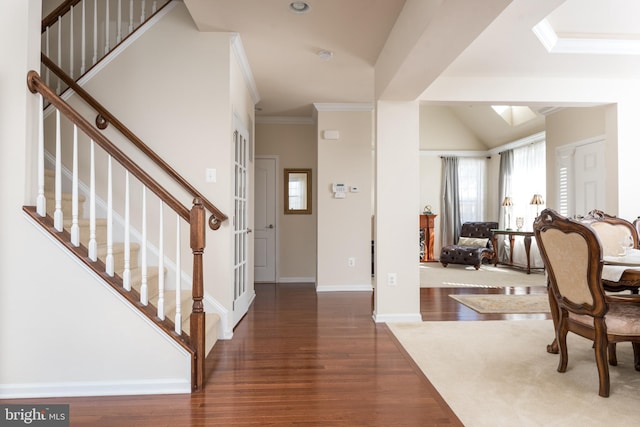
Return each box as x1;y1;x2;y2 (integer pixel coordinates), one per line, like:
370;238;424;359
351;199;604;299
421;262;546;288
449;294;550;314
388;320;640;427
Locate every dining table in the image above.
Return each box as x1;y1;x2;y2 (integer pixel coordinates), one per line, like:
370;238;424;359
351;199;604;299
546;251;640;370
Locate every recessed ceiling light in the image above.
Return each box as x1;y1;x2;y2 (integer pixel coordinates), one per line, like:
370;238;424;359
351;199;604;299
289;1;310;14
317;50;333;61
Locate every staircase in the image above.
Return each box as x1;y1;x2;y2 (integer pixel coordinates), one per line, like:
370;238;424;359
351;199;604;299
23;0;227;392
45;168;220;352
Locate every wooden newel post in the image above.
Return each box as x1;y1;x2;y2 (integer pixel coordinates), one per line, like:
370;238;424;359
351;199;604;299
190;198;206;391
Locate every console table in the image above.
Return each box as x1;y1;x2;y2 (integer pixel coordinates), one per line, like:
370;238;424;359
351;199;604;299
491;229;542;274
420;214;437;262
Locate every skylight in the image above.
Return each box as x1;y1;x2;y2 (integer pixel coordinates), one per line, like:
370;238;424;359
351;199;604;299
491;105;538;126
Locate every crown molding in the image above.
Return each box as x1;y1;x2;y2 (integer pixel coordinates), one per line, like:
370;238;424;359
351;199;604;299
230;33;260;104
419;150;490;158
256;116;316;125
420;131;546;157
533;18;640;55
488;131;546;155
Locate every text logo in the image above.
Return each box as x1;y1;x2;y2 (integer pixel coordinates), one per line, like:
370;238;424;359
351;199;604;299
0;405;69;426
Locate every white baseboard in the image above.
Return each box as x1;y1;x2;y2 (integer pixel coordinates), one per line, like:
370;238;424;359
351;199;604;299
277;276;315;283
0;378;190;399
372;312;422;323
316;283;373;292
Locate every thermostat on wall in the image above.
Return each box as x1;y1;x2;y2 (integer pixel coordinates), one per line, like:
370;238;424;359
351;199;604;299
332;183;347;193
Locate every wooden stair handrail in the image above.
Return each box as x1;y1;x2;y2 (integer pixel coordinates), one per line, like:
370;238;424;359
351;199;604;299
41;0;83;32
28;70;191;221
41;54;227;230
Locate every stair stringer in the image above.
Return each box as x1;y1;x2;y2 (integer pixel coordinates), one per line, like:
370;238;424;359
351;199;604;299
9;211;193;398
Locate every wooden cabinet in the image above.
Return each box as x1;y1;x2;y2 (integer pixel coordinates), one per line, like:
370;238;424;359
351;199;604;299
420;214;437;262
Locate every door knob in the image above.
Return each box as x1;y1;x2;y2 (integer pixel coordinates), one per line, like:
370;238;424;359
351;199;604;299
267;224;274;229
247;228;252;233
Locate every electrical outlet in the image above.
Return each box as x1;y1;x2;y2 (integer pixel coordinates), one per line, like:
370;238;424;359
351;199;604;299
348;257;355;267
387;273;397;286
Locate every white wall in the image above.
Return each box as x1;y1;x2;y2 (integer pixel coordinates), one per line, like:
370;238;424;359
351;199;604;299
316;107;373;291
255;122;317;282
374;101;421;322
419;106;486;150
0;0;191;398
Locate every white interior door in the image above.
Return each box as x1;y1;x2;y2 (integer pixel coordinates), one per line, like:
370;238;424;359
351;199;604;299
556;139;605;217
233;127;252;325
574;141;605;215
254;156;277;282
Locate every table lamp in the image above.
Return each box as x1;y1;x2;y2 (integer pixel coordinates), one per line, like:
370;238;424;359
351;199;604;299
502;196;513;230
530;194;544;217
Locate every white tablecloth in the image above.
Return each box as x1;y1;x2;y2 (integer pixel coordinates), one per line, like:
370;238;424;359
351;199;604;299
602;252;640;281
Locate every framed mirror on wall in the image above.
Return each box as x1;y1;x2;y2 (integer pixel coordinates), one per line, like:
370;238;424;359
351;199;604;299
284;168;312;214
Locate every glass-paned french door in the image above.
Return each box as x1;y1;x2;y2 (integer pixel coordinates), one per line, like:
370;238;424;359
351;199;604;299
233;128;250;323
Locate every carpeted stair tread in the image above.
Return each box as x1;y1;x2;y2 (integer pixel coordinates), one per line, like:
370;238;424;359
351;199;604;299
63;218;109;244
96;242;141;270
163;290;220;355
129;267;164;300
44;191;86;218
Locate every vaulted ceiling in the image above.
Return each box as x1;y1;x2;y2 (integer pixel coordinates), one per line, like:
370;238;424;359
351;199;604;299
183;0;640;147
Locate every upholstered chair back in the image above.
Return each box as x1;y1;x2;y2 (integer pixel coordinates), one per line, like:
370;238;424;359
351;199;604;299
460;222;497;239
534;209;606;316
460;222;498;249
590;220;637;257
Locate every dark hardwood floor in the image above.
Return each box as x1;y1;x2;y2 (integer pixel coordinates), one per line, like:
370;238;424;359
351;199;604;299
1;278;549;426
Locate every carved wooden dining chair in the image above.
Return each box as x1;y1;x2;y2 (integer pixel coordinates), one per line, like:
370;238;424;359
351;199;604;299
534;209;640;397
579;210;639;293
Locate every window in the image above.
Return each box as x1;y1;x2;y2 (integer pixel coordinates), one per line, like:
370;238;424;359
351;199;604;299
510;141;546;227
458;158;486;223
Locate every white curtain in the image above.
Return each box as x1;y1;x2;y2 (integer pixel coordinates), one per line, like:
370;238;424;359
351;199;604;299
498;149;514;262
458;157;486;224
510;141;546;268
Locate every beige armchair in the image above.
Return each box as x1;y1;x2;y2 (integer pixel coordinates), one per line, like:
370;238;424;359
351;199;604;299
534;209;640;397
581;210;639;293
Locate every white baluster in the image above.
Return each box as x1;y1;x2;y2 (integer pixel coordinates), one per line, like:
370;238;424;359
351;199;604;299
141;0;146;23
140;186;148;305
69;5;74;78
57;16;62;93
158;200;164;320
152;1;158;14
88;140;97;261
93;0;98;65
157;200;165;320
116;0;122;44
54;110;63;232
129;0;134;33
105;156;114;276
123;171;131;291
45;28;50;87
174;215;181;334
70;125;80;246
105;0;110;54
81;0;86;75
36;94;46;217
